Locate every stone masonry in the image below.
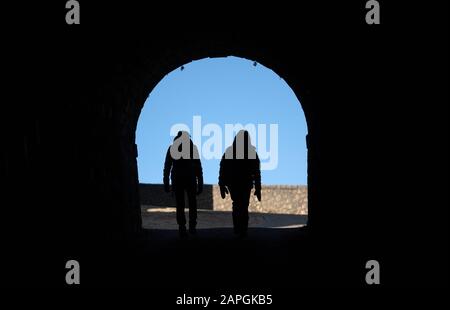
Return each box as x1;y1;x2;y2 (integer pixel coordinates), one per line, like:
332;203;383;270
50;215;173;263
140;184;308;215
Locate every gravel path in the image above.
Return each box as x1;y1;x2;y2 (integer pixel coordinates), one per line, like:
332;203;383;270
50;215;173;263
141;206;307;230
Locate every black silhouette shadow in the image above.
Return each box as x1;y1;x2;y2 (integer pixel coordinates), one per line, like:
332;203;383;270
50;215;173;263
140;183;213;210
141;209;307;230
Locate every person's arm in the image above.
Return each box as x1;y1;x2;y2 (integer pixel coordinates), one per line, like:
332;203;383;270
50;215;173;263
253;153;261;201
193;145;203;194
163;147;172;192
218;153;226;187
218;154;229;198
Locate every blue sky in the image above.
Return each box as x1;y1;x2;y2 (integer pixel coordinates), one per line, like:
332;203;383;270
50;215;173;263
136;56;308;185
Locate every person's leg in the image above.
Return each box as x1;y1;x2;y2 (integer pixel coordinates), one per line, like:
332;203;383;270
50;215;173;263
174;185;187;236
186;184;197;233
229;186;242;234
240;188;251;233
231;187;251;236
232;201;240;234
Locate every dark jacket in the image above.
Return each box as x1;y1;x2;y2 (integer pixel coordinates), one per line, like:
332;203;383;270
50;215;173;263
218;144;261;189
164;140;203;188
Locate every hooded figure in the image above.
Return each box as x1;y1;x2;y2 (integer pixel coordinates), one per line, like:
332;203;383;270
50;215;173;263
164;131;203;237
219;130;261;236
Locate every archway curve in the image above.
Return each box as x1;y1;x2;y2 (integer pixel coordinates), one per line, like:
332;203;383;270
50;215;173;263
101;36;320;235
135;55;309;228
126;42;313;135
125;53;310;230
133;54;311;133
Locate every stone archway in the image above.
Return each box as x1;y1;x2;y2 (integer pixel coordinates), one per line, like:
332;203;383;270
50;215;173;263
107;37;317;237
65;32;330;242
135;55;309;230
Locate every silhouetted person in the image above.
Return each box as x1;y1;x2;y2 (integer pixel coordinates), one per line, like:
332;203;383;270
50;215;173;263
219;130;261;236
164;131;203;237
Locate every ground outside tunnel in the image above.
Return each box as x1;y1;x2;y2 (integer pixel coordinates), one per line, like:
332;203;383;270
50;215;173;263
94;207;314;288
142;206;308;230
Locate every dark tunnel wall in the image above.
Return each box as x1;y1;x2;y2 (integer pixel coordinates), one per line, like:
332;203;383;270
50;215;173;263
83;36;321;238
7;32;340;241
23;30;371;248
86;37;323;239
2;1;448;286
1;31;424;241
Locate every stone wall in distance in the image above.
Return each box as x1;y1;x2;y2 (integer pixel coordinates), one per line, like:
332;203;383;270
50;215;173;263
140;184;307;215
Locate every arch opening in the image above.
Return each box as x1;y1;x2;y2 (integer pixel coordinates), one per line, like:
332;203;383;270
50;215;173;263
135;56;309;231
